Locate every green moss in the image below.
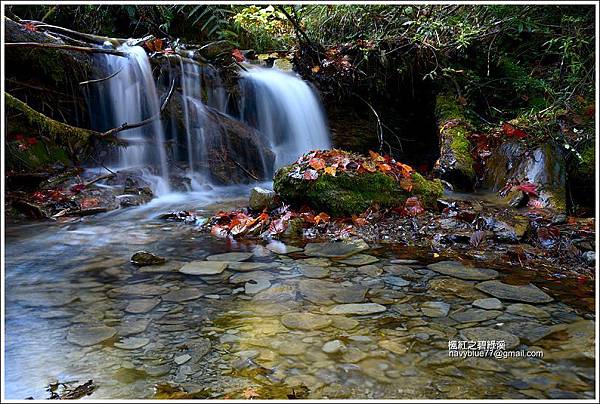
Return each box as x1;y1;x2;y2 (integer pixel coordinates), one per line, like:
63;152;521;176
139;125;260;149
274;164;444;217
435;95;465;121
577;144;595;178
448;126;476;178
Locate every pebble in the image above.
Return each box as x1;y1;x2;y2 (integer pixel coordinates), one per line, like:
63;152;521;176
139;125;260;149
322;340;345;353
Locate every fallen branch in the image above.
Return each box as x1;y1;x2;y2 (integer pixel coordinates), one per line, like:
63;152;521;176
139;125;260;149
219;149;259;181
5;42;127;57
79;66;124;86
20;20;127;46
354;93;385;153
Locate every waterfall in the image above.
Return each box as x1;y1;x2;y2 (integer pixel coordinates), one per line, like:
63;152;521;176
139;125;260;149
240;67;331;171
91;45;170;193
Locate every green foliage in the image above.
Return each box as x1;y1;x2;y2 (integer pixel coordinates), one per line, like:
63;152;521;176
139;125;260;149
232;5;295;51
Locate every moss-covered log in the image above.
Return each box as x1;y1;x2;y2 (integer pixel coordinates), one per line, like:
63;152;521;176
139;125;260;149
274;158;443;217
433;94;476;190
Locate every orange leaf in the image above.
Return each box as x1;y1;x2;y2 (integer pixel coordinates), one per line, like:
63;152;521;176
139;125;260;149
211;225;228;238
377;163;392;172
351;215;368;227
396;162;414;178
360;161;377;172
242;387;259;399
309;158;326;170
369;150;385;162
314;212;330;224
153;38;164;51
324;166;337;176
311;65;321;73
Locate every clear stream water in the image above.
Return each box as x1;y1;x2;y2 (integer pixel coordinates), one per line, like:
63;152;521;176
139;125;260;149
3;186;596;400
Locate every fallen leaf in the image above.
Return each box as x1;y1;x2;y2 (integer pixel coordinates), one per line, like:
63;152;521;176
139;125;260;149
469;230;486;247
242;387;259;399
502;122;527;139
324;166;337;176
516;182;538;197
303;169;319;180
232;48;245;62
403;196;424;216
309;158;326;171
369;150;385;162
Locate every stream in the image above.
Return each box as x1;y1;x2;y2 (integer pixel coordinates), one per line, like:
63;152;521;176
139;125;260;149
4;184;595;400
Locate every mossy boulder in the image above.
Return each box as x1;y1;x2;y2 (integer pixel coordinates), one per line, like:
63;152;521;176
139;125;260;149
273;150;443;217
433;95;476;190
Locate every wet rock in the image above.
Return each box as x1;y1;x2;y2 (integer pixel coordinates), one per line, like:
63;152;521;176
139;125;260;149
276;340;307;356
249;187;276;211
116;318;151;336
227;262;276;272
322;340;346;353
245;279;271;295
229;271;274;284
421;301;450;317
488;215;530;243
206;252;253;262
472;298;503;310
450;308;502;323
265;241;303;254
427;261;498;280
582;251;595;266
383;265;419;280
342;347;368;363
114;336;150;350
383;276;410;287
163;288;204;302
378;339;408;355
390;259;419;265
303;239;369;258
331;316;359;330
14;292;78;308
358;264;383;276
130;251;166;266
109;284;169;297
459;327;520;350
67;325;117;347
335;254;379;266
475;281;553;303
505;303;550;319
252;284;297;302
429;278;486;300
139;260;184;273
299;279;367;304
179;261;228;275
174;354;192;365
144;364;171;377
299;266;330;279
392;303;421;317
500;321;552;344
327;303;386;315
281;312;332;330
125;298;161;314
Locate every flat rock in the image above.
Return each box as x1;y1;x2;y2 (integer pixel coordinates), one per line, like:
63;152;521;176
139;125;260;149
331;316;359;330
109;284;169;297
227;262;276;272
179;261;228;276
266;241;303;254
421;301;450;317
327;303;386;315
245;279;271;295
299;279;367;304
357;264;383;277
500;321;553;344
114;336;150;350
67;325;117;347
322;340;345;353
379;339;408;355
139;260;184;273
252;284;297;302
459;327;520;350
427;261;499;280
335;254;379;266
383;276;410;287
206;252;253;262
475;281;553;303
281;312;332;330
472;298;503;310
125;298;160;314
229;271;274;284
162;288;204;302
304;239;369;258
383;265;419;280
390;259;418;264
392;303;421;317
300;266;330;279
505;303;550;319
450;308;502;323
116;318;151;336
174;354;191;365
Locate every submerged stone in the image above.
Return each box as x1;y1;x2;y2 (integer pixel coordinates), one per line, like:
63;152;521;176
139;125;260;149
179;261;228;275
472;298;503;310
130;250;166;266
427;261;498;280
327;303;386;315
459;327;520;350
281;312;332;330
114;336;150;350
67;325;117;347
475;281;553;303
125;298;161;314
162;288;204;302
266;241;303;254
335;254;379;266
303;239;369;258
421;301;450;317
206;252;253;262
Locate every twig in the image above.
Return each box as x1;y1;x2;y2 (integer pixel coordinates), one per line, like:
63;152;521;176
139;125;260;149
5;42;127;57
84;173;115;187
79;67;124;86
354;93;384;153
219;150;259;181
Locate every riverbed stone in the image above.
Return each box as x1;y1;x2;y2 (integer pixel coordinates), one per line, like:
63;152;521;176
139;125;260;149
281;312;332;330
378;339;408;355
299;279;367;305
475;281;553;303
116;318;151;336
245;279;271;295
303;239;369;258
421;301;451;317
322;340;346;353
427;261;498;280
174;354;192;365
459;327;520;350
67;324;117;347
383;276;410;287
249;187;276;211
109;284;169;297
506;303;550;319
450;308;502;323
229;271;274;284
179;261;228;275
392;303;421;317
252;284;297;302
335;254;379;266
227;262;276;272
429;278;486;300
299;266;330;278
206;252;253;262
125;298;161;314
358;264;383;276
500;321;553;344
114;336;150;350
331;316;359;330
473;298;503;310
139;260;184;273
328;303;386;315
130;250;166;266
162;288;204;302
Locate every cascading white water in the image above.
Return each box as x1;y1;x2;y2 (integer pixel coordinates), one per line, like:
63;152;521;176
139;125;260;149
240;67;331;171
93;45;170;193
